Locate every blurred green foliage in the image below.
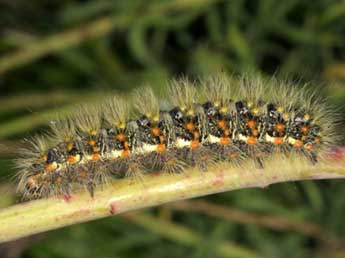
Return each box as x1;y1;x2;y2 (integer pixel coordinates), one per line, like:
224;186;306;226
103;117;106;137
0;0;345;258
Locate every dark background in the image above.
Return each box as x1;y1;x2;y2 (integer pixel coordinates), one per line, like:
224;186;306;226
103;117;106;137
0;1;345;258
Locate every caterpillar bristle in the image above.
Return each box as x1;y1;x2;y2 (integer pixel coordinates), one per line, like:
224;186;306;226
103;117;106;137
239;73;266;106
133;86;160;118
74;104;101;136
168;77;199;109
49;115;76;144
103;95;130;129
14;74;339;200
267;78;298;112
200;73;235;105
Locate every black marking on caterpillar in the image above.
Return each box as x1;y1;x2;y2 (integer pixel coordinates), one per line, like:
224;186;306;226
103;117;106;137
15;74;337;200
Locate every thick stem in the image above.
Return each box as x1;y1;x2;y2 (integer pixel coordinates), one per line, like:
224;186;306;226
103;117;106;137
0;151;344;244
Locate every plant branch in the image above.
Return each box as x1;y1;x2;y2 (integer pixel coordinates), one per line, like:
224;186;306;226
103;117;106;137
0;91;87;115
0;0;217;74
0;148;344;244
0;92;104;139
124;212;267;258
168;200;342;245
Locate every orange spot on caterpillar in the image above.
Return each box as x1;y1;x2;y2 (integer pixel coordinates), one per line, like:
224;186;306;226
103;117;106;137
315;138;321;144
92;153;100;161
152;127;161;137
301;135;307;141
186;122;195;132
217;120;226;129
116;133;126;142
41;155;47;162
275;123;285;132
274;137;284;145
66;142;73;151
68;155;79;164
301;126;309;133
159;135;165;143
121;149;130;157
220;137;230;145
247;137;257;145
88;139;96;146
45;163;57;172
123;141;129;149
156;144;166;153
251;129;259;136
191;140;199;149
305;144;314;151
224;129;230;137
294;140;303;148
247;120;256;129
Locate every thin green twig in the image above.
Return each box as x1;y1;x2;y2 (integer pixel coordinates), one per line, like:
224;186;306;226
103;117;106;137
0;91;81;115
168;200;342;245
0;0;218;74
125;212;267;258
0;92;104;139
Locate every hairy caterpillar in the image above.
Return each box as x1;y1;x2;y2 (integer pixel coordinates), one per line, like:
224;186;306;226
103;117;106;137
15;74;337;200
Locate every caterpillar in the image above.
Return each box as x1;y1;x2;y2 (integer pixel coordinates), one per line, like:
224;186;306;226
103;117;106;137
15;74;337;200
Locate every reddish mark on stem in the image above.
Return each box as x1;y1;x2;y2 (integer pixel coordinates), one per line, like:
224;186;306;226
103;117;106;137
152;171;161;177
60;209;91;221
327;147;345;163
62;194;72;203
109;202;119;215
212;171;225;187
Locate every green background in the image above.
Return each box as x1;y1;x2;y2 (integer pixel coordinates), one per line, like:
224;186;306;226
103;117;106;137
0;0;345;258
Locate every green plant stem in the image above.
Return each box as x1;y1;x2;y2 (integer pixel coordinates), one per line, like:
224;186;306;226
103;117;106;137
0;104;74;139
0;91;82;115
0;16;130;75
0;154;344;244
124;212;267;258
0;0;217;75
0;92;103;139
168;200;340;244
